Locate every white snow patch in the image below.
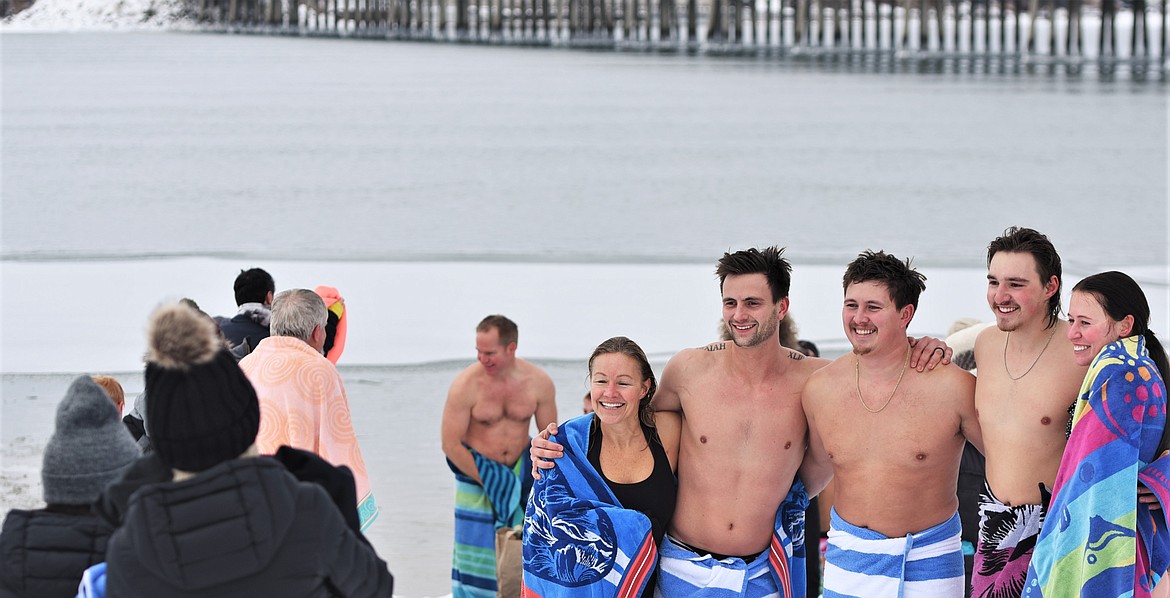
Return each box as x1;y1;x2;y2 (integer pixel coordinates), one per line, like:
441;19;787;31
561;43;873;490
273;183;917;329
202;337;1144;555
2;0;197;31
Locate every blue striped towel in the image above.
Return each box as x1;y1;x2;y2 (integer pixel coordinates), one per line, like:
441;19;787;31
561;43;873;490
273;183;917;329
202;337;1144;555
449;447;531;597
655;479;809;598
824;509;964;598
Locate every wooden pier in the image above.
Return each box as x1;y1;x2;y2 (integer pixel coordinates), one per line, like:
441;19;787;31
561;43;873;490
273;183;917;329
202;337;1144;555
191;0;1167;70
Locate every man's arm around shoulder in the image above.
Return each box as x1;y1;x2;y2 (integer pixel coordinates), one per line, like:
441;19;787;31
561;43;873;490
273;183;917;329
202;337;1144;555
948;366;984;454
532;366;558;431
799;367;834;497
655;348;704;414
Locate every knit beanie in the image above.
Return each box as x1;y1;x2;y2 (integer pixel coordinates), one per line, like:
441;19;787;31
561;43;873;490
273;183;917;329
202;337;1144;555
42;376;141;505
145;303;260;472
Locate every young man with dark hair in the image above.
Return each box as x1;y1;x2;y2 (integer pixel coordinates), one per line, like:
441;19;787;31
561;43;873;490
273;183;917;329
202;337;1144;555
970;227;1085;597
801;250;983;597
216;267;276;351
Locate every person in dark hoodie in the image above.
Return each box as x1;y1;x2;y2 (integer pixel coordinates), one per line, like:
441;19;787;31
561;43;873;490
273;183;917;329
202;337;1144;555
214;267;274;352
0;376;141;598
104;302;393;597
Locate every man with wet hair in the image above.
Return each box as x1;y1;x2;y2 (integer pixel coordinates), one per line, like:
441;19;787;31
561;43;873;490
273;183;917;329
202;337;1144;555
802;250;982;596
970;227;1085;597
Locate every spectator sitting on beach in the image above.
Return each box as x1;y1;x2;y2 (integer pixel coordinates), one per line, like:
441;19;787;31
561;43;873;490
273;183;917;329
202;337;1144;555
523;337;681;596
214;267;274;353
238;289;380;531
104;303;394;597
0;376;140;598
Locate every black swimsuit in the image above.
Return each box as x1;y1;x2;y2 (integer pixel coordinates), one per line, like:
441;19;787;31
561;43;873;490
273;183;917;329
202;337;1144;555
587;415;677;595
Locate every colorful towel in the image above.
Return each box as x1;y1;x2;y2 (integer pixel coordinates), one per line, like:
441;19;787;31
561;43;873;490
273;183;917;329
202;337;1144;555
451;447;531;598
314;285;347;364
823;508;964;597
655;479;809;598
239;335;378;531
973;482;1046;598
521;414;658;597
1023;335;1170;598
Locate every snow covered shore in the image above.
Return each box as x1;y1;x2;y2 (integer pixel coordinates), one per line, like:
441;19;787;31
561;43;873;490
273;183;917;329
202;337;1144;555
2;0;195;31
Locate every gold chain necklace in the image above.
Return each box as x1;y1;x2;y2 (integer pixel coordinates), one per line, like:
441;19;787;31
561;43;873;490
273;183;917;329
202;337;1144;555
1004;329;1056;381
855;345;910;414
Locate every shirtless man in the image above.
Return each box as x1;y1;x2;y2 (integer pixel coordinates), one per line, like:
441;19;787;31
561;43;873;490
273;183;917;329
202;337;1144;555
441;314;557;598
648;246;830;595
532;247;950;596
801;250;982;597
971;227;1085;597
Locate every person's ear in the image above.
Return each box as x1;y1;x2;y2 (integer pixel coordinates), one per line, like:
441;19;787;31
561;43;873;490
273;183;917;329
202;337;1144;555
1117;315;1135;337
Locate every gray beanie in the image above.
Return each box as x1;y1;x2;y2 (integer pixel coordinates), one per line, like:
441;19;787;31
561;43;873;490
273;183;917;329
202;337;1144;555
42;376;141;505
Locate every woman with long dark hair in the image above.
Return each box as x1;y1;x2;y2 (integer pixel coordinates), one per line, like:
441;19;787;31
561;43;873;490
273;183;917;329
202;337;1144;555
1024;271;1170;597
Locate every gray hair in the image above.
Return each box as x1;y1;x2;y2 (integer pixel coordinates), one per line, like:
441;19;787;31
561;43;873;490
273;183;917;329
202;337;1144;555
271;289;327;342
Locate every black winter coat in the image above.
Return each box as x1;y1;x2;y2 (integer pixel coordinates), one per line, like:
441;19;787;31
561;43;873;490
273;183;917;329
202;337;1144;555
0;508;112;598
215;314;269;351
105;457;393;597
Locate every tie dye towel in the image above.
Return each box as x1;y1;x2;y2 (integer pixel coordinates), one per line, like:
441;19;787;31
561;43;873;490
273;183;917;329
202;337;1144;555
451;447;531;598
823;508;964;597
655;479;808;598
1023;335;1170;598
522;414;658;597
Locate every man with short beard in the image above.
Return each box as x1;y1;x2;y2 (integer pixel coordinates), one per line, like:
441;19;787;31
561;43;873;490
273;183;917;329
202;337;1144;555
801;250;982;597
970;227;1085;598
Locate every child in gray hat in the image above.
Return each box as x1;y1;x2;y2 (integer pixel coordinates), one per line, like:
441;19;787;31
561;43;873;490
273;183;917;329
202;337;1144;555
0;375;141;598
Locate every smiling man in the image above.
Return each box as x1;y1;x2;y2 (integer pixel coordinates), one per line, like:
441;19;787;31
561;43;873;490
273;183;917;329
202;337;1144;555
441;314;557;597
970;227;1086;598
801;250;982;597
648;246;830;596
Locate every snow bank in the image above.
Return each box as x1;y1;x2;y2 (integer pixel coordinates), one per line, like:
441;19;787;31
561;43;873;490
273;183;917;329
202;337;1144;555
2;0;196;31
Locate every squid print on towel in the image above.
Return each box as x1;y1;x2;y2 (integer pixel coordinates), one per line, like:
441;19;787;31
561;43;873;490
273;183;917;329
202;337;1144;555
522;415;657;597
